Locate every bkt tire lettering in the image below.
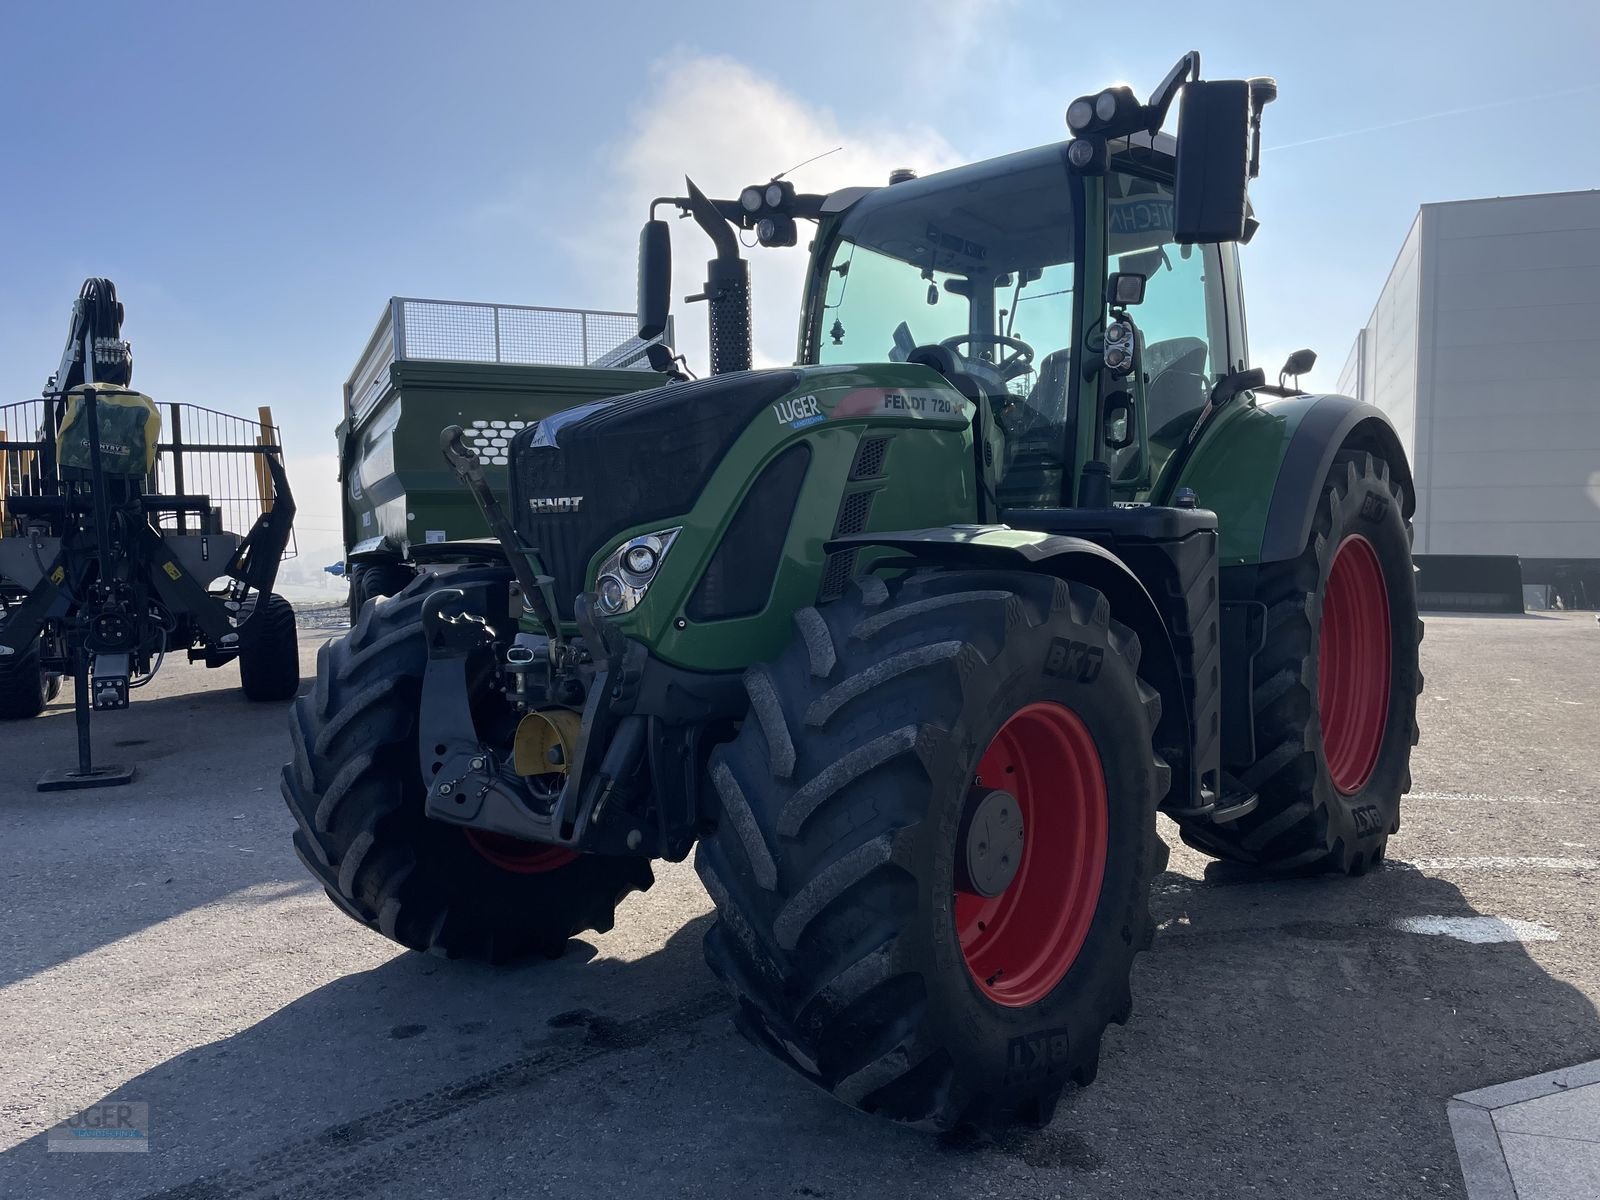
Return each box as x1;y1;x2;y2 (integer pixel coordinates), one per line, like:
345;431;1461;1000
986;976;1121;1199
1005;1028;1074;1086
1044;637;1103;683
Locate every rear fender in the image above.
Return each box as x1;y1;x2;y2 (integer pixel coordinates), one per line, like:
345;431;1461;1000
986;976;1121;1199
1176;392;1413;567
1258;394;1414;564
827;525;1195;813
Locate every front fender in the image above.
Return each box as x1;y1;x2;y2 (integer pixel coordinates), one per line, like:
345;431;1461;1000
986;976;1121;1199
827;525;1197;812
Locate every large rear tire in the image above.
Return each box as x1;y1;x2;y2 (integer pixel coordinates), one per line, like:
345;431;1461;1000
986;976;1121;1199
0;637;51;720
239;592;302;702
1178;448;1422;874
349;560;415;624
695;569;1167;1130
281;567;652;962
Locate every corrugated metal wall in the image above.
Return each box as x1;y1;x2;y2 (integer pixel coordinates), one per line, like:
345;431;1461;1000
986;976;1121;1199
1342;191;1600;561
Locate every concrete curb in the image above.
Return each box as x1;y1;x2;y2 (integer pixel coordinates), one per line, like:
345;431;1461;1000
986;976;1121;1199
1449;1059;1600;1200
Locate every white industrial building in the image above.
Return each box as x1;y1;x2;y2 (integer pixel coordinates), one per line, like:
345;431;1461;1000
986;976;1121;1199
1338;189;1600;607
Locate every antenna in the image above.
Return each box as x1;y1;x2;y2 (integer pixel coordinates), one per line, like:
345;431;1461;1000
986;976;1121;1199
773;145;843;181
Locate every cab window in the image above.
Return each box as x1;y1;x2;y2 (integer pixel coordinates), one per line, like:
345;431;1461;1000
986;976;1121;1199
1106;170;1229;482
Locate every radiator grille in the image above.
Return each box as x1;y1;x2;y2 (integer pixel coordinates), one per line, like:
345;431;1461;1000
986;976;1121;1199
849;435;891;481
817;488;876;603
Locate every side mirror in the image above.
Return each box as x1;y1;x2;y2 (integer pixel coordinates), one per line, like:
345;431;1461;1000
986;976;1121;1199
637;219;672;341
1280;348;1317;380
1103;391;1135;449
645;342;690;382
1108;272;1146;306
1173;79;1251;244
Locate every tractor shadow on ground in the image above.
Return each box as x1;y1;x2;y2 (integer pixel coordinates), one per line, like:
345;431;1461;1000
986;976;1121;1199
12;851;1600;1196
8;851;1600;1199
0;682;305;989
1044;855;1600;1190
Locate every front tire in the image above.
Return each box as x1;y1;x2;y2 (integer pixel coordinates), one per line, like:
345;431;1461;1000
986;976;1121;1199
695;569;1167;1130
239;592;301;701
1179;449;1422;874
281;567;652;962
0;637;51;719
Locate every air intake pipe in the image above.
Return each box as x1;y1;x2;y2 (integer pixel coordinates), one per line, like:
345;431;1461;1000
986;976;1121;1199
684;177;752;374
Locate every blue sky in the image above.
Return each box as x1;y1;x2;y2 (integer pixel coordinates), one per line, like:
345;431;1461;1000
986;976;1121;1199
3;0;1597;572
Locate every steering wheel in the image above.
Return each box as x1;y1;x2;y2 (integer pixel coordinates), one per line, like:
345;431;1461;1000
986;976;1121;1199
939;333;1035;382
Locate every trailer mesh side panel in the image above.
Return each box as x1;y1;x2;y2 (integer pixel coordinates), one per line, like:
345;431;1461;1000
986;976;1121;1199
1;398;294;557
399;301;664;369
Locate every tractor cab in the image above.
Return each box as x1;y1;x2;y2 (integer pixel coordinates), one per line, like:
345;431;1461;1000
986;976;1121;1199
796;133;1246;512
640;51;1274;519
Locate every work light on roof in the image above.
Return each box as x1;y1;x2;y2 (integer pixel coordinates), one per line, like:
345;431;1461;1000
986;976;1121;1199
1066;97;1096;133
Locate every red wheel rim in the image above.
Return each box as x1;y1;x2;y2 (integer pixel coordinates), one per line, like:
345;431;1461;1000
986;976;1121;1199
955;702;1108;1008
463;829;578;874
1318;534;1392;795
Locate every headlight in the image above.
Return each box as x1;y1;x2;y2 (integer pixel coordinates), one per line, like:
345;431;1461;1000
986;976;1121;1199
624;544;658;575
1066;97;1095;132
593;528;681;616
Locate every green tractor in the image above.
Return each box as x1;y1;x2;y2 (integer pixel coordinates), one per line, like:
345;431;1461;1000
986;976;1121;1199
284;54;1421;1131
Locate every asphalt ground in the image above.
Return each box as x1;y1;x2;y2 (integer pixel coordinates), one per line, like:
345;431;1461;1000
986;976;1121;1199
1;611;1596;1199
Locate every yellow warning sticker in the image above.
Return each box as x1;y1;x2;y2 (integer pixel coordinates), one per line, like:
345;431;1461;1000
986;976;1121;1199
163;561;182;580
50;566;65;584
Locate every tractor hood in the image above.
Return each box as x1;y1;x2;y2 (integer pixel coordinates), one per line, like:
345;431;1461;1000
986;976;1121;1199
510;369;804;618
508;364;974;621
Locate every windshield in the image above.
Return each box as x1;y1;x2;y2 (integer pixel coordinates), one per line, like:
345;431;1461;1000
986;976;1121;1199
815;150;1076;377
810;146;1079;504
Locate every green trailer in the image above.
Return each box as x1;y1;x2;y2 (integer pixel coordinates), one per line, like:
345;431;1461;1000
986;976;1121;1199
338;297;670;611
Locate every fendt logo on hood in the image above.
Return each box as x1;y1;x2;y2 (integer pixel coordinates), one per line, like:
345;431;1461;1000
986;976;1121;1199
529;496;583;515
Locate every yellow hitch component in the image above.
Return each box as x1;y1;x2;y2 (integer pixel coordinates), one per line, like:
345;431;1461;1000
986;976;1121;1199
512;708;583;776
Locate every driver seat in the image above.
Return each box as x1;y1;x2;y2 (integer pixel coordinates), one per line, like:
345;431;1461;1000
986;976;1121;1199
1145;341;1210;450
1022;348;1072;429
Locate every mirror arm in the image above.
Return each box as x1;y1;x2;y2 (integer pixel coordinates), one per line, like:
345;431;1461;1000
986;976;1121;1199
1145;50;1201;132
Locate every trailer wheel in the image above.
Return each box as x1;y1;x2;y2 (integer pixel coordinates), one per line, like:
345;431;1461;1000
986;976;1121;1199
349;561;415;623
1179;449;1421;874
0;637;51;719
281;566;652;962
695;570;1167;1131
238;593;301;702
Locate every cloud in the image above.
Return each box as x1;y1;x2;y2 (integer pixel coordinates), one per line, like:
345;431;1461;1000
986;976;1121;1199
282;54;968;566
569;53;964;371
